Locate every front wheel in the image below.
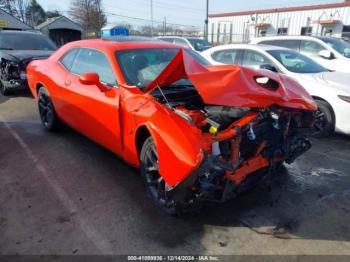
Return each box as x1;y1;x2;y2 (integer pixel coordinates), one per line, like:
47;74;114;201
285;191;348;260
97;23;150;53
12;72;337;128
313;100;335;138
140;137;202;216
140;137;178;215
38;86;62;131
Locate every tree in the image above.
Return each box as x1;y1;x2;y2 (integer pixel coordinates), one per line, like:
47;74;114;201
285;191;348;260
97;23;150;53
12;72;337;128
15;0;29;23
0;0;17;16
69;0;107;31
0;0;29;23
25;0;46;26
46;10;61;19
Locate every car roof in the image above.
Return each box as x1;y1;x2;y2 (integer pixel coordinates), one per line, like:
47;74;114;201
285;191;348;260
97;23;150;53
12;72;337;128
64;38;184;52
251;35;324;43
205;43;290;52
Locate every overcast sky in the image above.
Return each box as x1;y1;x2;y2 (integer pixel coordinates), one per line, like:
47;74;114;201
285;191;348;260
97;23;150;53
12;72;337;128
37;0;342;28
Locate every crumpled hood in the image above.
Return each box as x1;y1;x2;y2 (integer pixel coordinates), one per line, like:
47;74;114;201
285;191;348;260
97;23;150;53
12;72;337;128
3;50;54;62
144;49;317;111
299;71;350;95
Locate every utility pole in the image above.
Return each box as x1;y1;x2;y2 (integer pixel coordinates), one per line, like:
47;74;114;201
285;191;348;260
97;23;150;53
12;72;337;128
205;0;209;40
151;0;154;37
163;16;166;36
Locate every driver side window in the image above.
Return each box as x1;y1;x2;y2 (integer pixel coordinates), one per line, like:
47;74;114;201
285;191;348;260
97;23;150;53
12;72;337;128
70;48;117;86
242;50;274;68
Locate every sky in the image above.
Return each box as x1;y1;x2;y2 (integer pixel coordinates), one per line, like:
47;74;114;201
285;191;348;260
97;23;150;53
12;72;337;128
37;0;343;28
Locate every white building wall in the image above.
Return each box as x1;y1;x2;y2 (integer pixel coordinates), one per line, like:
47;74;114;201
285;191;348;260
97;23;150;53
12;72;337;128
209;6;350;44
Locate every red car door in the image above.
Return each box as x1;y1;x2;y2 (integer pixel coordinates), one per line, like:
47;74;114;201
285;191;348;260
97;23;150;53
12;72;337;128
58;48;122;155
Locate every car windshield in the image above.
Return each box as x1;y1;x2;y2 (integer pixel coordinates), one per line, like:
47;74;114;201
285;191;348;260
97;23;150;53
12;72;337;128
267;49;327;74
319;37;350;58
116;48;210;88
187;38;212;51
0;33;57;51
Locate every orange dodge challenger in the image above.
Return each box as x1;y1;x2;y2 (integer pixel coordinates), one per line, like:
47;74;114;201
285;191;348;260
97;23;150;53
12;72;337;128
27;37;316;215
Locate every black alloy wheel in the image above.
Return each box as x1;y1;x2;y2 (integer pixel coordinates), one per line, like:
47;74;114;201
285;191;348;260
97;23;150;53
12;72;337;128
313;100;334;138
38;86;61;131
140;137;179;215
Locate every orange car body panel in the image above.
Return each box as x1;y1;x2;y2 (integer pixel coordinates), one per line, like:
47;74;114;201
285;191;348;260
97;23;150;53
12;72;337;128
27;39;316;187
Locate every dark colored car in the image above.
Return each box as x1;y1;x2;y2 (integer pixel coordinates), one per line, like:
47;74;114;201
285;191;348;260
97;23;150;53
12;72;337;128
0;30;57;95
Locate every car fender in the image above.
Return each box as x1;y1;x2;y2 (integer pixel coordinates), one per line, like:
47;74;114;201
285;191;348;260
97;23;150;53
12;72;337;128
125;96;205;187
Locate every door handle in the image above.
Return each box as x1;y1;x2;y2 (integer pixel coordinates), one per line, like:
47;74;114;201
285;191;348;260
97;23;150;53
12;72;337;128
64;79;71;86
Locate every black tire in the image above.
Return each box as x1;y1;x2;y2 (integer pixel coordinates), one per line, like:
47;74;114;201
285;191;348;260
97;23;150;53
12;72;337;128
0;80;11;96
140;137;202;217
313;100;335;138
38;86;61;131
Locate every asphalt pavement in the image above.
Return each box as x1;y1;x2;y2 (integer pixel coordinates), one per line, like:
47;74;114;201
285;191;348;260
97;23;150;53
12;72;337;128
1;92;350;255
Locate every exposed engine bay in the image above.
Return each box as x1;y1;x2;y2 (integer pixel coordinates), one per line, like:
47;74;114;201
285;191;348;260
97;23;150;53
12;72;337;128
151;84;313;202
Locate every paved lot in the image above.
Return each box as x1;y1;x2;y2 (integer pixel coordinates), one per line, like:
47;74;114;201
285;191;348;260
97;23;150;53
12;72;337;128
1;92;350;255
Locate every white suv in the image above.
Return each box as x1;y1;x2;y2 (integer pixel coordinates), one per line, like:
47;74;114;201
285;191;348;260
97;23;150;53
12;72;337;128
251;36;350;73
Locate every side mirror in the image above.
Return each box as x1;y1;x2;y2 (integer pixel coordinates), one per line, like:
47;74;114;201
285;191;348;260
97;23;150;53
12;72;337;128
260;64;278;73
318;50;334;60
79;72;107;92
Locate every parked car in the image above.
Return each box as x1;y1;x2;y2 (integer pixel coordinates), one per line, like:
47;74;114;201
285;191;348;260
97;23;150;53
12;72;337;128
202;44;350;137
27;39;315;215
250;35;350;73
0;30;57;95
157;36;212;52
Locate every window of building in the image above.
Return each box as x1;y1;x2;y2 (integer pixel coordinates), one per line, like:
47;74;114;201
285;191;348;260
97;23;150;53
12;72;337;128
301;27;312;36
278;28;288;35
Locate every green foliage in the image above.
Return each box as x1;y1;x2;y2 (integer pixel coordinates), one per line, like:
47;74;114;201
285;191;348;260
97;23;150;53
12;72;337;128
26;0;46;26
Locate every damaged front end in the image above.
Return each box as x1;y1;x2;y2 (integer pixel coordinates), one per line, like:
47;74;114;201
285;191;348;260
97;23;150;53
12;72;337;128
172;106;313;204
0;58;28;92
143;49;316;211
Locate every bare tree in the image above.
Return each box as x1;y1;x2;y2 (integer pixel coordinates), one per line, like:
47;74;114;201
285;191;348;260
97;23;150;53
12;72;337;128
15;0;29;23
0;0;17;16
0;0;29;22
69;0;107;30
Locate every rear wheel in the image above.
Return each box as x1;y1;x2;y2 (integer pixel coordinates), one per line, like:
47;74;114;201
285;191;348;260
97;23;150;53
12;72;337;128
313;100;334;138
38;86;61;131
140;137;202;216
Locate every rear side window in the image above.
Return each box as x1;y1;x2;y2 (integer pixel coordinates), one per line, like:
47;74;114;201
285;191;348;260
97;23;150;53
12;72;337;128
242;50;274;68
259;40;276;45
159;38;174;43
300;40;326;55
71;48;117;86
174;38;190;48
60;49;78;70
273;40;300;50
212;49;238;64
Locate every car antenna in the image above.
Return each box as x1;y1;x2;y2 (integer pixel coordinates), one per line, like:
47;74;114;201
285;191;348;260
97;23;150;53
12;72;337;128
156;84;173;110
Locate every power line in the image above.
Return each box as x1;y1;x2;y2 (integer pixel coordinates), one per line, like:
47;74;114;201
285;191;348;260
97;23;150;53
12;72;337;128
106;11;200;28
